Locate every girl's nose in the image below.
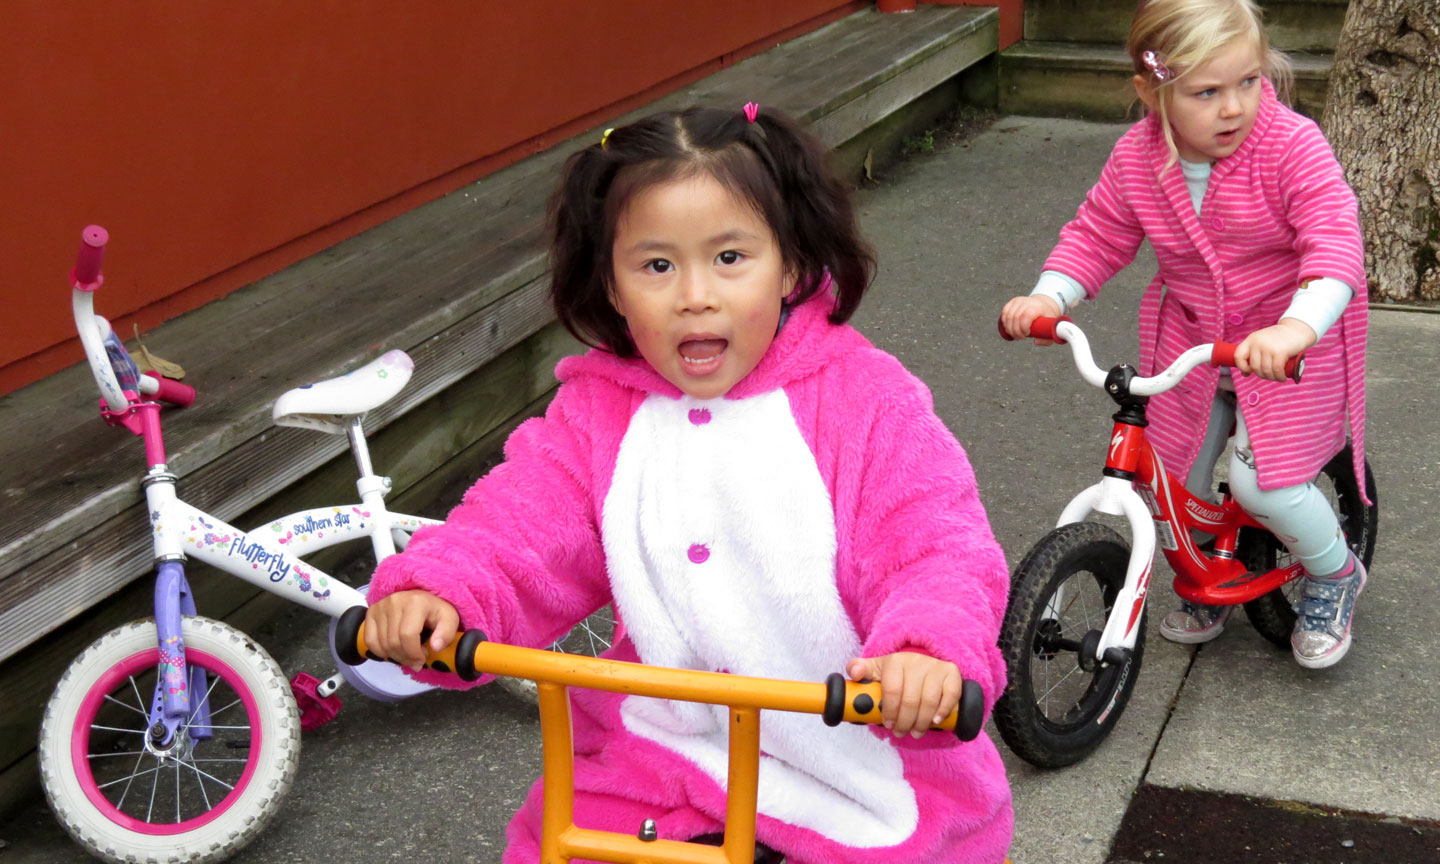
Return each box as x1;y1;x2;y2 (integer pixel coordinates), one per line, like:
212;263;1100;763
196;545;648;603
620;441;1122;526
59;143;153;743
1221;93;1241;117
678;270;718;311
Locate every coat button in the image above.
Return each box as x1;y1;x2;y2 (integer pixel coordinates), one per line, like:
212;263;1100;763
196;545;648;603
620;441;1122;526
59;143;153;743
688;408;711;426
1211;216;1225;231
1247;392;1260;407
688;543;710;564
1228;312;1244;325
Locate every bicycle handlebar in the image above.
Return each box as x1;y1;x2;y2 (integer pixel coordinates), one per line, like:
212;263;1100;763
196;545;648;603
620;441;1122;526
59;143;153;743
1000;315;1303;390
69;226;195;412
333;606;984;741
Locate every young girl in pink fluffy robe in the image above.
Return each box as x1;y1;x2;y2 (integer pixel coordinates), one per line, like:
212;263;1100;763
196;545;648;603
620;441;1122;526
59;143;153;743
1001;0;1370;669
363;104;1013;863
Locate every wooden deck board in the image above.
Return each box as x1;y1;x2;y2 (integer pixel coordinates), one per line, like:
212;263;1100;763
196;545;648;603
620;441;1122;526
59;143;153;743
0;5;998;665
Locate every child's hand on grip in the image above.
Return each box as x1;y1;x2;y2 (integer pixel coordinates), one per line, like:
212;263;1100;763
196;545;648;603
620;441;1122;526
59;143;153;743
846;651;963;738
363;590;460;671
1000;295;1063;345
1234;318;1316;382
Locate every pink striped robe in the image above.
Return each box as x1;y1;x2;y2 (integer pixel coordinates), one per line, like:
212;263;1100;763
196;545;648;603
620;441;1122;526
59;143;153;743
1044;79;1368;497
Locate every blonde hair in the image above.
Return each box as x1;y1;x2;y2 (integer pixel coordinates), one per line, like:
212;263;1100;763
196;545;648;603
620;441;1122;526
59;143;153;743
1127;0;1293;162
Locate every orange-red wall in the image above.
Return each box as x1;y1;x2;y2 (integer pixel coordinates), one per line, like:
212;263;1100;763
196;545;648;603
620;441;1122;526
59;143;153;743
1;1;872;395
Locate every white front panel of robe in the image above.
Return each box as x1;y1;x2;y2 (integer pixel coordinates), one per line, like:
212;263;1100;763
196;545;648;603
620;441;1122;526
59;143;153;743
603;390;917;847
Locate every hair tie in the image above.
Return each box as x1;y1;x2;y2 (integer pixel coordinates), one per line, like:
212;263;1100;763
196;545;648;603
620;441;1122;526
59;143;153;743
600;127;614;150
742;101;760;124
1142;50;1171;83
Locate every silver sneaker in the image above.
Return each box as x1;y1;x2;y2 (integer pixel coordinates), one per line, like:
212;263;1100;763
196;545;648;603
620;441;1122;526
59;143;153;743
1291;558;1366;669
1159;600;1231;644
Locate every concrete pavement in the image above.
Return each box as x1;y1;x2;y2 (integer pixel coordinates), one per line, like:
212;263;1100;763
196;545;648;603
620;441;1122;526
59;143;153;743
2;115;1437;863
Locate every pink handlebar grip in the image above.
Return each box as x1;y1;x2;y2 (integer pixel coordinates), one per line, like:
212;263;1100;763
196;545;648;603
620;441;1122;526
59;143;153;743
72;225;109;289
142;371;196;407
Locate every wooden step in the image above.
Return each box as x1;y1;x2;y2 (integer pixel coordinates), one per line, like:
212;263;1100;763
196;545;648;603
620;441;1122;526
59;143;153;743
1024;0;1349;53
1000;40;1333;122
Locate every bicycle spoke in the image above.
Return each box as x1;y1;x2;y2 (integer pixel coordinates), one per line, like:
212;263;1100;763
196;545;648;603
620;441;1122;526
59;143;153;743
115;750;148;809
104;692;149;720
186;671;225;727
1037;662;1085;708
184;758;214;811
129;675;149;719
90;724;149;735
98;764;162;792
178;761;237;792
145;762;159;824
87;750;149;759
175;758;180;823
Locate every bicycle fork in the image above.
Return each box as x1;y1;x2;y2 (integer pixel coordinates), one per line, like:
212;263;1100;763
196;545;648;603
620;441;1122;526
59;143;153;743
150;559;210;750
1054;475;1156;668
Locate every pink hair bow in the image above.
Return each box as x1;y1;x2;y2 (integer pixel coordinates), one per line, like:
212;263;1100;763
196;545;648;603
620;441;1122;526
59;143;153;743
742;101;760;123
1142;50;1171;82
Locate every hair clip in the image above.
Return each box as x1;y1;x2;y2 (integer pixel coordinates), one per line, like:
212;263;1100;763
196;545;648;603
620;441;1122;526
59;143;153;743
600;128;614;150
1142;50;1171;83
742;101;760;124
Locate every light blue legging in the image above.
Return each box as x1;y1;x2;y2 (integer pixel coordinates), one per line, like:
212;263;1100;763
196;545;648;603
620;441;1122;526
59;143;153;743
1183;382;1351;579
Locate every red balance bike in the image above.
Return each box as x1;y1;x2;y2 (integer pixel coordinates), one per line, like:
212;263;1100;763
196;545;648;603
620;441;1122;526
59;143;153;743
992;316;1376;769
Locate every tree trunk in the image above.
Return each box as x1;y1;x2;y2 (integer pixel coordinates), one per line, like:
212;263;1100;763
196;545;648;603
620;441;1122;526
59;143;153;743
1322;1;1440;302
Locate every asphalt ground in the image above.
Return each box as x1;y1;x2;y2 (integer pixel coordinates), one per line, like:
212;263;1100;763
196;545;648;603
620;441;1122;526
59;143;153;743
2;115;1437;863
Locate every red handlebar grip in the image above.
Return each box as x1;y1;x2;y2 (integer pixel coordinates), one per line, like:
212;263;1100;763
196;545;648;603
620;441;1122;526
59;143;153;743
997;315;1072;342
73;225;109;288
1028;315;1072;343
1211;341;1238;368
142;372;196;407
1211;342;1304;383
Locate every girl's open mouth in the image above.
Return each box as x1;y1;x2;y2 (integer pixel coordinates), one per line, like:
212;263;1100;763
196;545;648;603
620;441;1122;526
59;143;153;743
678;337;727;376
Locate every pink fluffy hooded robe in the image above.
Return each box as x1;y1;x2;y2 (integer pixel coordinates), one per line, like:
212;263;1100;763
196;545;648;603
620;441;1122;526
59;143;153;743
368;291;1014;863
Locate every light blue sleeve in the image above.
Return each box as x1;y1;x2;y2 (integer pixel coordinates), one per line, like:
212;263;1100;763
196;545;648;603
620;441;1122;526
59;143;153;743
1281;277;1354;342
1031;270;1087;314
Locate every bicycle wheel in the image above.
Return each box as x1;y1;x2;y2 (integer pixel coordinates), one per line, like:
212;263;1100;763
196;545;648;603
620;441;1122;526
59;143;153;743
1241;444;1379;649
993;522;1144;769
39;617;300;864
493;607;617;703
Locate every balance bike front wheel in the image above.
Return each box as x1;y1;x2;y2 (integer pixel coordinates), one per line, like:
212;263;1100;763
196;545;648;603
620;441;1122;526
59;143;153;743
994;522;1143;769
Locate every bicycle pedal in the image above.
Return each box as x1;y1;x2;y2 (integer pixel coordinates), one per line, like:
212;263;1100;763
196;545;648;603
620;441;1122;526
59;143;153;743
290;672;343;732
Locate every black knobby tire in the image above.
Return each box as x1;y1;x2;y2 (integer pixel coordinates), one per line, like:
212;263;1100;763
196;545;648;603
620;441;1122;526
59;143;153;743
994;522;1143;769
1241;444;1378;649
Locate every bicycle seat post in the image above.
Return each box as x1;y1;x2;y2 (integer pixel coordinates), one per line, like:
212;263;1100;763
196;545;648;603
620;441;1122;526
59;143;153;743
346;417;397;559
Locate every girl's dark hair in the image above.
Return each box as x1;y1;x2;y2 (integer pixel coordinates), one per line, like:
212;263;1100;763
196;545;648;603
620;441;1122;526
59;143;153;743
547;105;876;357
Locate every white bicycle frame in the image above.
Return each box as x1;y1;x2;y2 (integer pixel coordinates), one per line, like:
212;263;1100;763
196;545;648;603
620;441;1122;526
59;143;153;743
1043;321;1224;661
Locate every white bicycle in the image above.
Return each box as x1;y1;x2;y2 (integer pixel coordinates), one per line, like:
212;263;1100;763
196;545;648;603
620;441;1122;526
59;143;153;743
38;226;611;864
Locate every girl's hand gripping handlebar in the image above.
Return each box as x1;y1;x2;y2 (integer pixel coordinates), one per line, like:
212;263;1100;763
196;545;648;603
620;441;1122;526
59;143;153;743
332;606;985;741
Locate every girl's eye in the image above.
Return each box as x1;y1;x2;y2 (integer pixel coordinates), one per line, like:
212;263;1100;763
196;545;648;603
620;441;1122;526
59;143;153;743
1196;88;1217;99
716;250;743;266
644;259;673;274
1241;76;1257;87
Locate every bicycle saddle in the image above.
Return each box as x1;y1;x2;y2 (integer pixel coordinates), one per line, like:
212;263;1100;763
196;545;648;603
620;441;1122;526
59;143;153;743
272;349;414;434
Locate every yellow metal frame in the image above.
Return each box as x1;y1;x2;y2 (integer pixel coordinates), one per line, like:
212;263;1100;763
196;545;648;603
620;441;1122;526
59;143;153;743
349;625;987;864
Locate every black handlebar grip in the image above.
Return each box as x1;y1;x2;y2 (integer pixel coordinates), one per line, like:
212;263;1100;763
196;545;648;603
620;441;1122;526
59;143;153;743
453;629;487;682
956;679;984;742
822;672;847;726
335;606;368;666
